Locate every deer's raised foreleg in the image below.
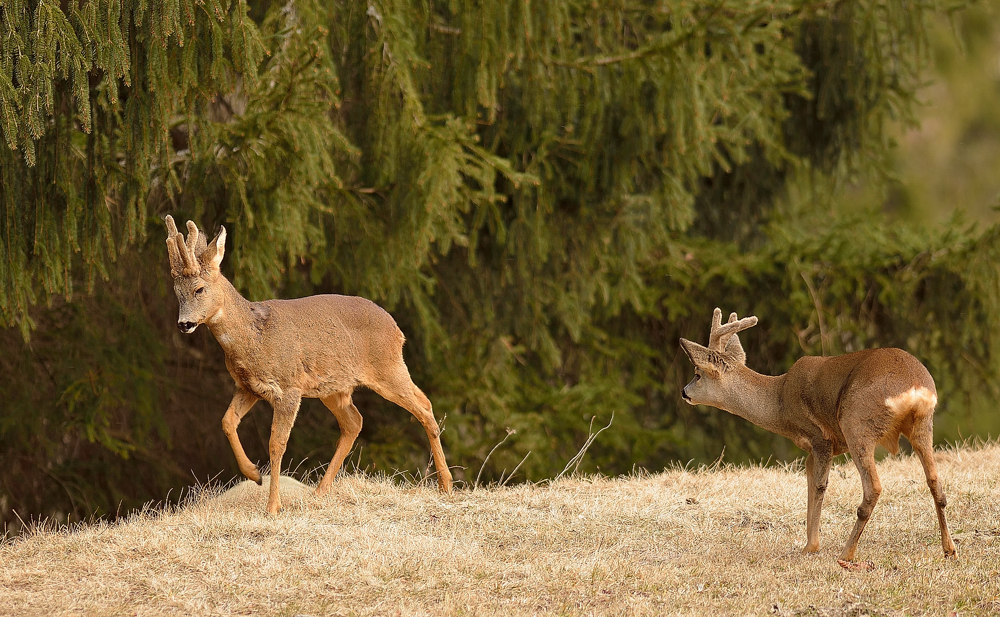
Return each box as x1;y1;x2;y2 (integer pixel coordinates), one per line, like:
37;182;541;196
221;388;262;484
803;442;833;554
266;391;302;515
315;391;363;497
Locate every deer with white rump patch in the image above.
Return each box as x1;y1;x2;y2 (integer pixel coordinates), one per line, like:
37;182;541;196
679;308;956;563
164;216;452;514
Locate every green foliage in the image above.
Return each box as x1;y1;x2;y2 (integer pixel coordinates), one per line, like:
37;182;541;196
0;0;264;334
2;0;999;528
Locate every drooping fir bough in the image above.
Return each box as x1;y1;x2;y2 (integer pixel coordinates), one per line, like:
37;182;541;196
4;0;999;529
164;216;452;514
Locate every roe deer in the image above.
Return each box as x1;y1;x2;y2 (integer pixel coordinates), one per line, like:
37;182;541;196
679;308;956;563
164;216;452;514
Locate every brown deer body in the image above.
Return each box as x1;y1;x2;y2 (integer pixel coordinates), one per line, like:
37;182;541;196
164;216;452;514
679;308;956;563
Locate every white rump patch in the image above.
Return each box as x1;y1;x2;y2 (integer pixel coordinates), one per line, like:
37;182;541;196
884;386;937;415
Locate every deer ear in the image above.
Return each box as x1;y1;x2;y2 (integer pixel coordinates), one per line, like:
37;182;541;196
681;338;725;378
202;226;227;271
725;332;747;365
680;338;711;367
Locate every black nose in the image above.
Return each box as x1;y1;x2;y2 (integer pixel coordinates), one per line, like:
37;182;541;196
177;321;197;333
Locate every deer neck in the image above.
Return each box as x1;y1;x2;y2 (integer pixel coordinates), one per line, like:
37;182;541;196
204;277;256;355
719;366;789;436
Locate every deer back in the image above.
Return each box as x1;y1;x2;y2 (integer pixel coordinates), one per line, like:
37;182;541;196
785;348;936;454
217;294;408;401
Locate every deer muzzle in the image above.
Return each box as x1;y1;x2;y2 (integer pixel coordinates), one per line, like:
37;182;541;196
177;321;198;334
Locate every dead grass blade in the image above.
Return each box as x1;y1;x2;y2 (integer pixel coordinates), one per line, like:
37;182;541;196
555;411;614;481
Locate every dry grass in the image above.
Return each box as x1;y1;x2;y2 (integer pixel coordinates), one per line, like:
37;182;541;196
1;444;999;616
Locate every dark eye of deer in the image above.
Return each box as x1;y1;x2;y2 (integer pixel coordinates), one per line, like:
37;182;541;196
195;287;206;295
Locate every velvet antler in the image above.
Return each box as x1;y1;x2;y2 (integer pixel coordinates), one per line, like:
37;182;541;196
707;307;758;353
164;215;212;277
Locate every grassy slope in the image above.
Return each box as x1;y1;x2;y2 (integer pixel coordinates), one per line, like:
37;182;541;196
1;444;998;616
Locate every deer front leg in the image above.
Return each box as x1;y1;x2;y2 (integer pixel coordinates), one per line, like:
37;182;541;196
221;389;262;484
803;443;833;554
266;391;302;516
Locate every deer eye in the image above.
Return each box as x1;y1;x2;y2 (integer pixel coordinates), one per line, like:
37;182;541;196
195;287;206;295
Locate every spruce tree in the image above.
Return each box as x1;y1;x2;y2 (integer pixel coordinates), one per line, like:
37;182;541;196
2;0;998;528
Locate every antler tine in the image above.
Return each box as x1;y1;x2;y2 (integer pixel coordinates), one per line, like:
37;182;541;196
174;232;198;274
162;217;213;276
164;216;186;277
182;218;208;256
716;317;758;351
708;307;758;351
185;221;200;255
707;308;724;350
165;236;183;277
174;220;202;275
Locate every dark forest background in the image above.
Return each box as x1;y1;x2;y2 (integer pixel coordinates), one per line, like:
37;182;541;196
3;0;1000;532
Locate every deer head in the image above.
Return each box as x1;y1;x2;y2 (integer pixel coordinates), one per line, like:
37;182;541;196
679;308;758;407
164;215;227;333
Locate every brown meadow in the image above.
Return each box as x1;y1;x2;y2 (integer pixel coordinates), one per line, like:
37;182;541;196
1;442;998;616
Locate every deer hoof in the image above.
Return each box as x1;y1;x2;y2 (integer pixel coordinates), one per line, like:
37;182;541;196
246;467;262;485
837;559;875;572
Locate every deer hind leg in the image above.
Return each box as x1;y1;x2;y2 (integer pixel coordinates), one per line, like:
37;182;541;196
839;442;882;562
265;391;302;516
221;389;262;484
370;367;453;493
907;415;957;557
315;391;363;497
803;442;833;554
